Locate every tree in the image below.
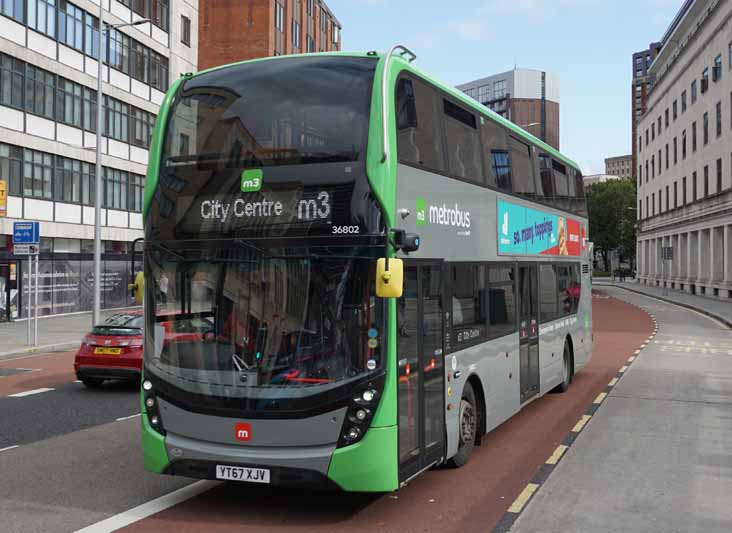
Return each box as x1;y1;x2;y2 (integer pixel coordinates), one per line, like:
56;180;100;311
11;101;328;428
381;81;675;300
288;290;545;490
586;179;637;272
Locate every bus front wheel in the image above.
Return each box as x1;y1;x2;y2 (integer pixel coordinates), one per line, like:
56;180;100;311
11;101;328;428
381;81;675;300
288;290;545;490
448;382;477;468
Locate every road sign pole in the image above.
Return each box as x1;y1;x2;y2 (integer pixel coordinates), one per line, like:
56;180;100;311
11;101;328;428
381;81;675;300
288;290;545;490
27;258;31;345
34;254;39;346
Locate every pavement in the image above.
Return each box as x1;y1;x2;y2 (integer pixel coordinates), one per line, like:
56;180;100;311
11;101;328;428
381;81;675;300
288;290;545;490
0;308;140;360
594;279;732;328
0;293;653;533
511;286;732;532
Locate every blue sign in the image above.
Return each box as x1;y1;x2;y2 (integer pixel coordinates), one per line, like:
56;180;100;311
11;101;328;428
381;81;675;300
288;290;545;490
497;200;583;257
13;221;40;244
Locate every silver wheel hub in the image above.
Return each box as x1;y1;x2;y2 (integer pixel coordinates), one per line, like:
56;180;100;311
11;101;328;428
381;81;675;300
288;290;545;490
459;399;476;446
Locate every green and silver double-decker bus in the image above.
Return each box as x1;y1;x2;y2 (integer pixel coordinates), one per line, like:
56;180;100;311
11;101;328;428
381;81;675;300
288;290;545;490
140;46;592;492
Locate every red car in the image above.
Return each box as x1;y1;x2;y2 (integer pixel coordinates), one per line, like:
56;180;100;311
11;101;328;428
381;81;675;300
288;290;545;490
74;311;213;388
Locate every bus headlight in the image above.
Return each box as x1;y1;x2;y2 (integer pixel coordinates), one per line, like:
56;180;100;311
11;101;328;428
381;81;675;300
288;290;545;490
337;377;384;448
142;378;166;436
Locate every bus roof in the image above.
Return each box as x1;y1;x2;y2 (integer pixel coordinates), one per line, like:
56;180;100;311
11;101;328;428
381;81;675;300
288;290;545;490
186;51;580;172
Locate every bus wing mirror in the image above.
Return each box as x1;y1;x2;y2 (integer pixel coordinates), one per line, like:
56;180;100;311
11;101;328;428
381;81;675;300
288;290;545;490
376;258;403;298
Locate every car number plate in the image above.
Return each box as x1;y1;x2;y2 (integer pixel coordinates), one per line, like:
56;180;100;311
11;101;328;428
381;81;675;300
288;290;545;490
94;347;122;355
215;465;270;484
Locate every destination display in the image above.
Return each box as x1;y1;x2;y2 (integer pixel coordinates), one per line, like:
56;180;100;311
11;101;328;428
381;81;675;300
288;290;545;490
497;200;584;257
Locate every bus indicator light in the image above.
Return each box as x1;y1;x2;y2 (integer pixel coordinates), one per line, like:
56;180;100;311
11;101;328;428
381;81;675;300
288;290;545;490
235;423;252;442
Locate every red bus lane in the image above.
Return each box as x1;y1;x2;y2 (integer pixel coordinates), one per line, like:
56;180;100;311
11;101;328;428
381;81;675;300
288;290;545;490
0;350;77;396
122;292;653;533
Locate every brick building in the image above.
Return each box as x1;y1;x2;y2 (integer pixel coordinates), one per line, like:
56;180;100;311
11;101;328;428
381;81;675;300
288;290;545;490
631;42;662;181
199;0;342;70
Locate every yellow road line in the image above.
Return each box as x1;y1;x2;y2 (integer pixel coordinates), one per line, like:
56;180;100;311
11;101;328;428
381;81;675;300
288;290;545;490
619;365;629;373
593;392;607;404
508;483;539;513
546;445;568;465
608;377;619;387
572;415;591;432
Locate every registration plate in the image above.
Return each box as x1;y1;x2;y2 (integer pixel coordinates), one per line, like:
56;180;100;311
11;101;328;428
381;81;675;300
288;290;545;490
215;465;270;484
94;347;122;355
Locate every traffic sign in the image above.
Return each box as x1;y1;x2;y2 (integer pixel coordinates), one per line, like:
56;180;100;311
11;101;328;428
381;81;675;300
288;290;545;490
14;244;39;255
13;221;40;244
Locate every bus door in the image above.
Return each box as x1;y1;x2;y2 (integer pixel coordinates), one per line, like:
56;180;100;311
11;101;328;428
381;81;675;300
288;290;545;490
397;262;446;481
518;265;540;402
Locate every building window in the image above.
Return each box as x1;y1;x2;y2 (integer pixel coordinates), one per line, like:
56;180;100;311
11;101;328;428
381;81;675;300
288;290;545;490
129;173;144;212
55;156;81;203
150;0;169;32
716;101;722;137
682;129;686;159
713;54;722;82
729;42;732;69
664;108;669;128
25;64;55;120
665;144;668;169
658;149;661;175
23;148;53;199
306;0;313;16
651;156;655;178
645;129;648;146
130;40;150;84
58;0;83;51
1;0;24;23
130;107;153;148
673;137;677;165
681;90;687;112
645;195;649;217
703;165;709;197
82;87;96;132
657;116;661;134
181;15;191;46
56;78;82;128
104;167;128;210
703;111;709;145
274;2;284;33
0;53;24;110
672;100;677;120
716;158;722;193
645;160;648;182
0;142;23;196
674;181;677;208
651;123;655;140
332;21;339;45
150;51;169;92
104;96;129;142
682;176;687;205
665;185;669;211
701;67;709;93
493;79;506;99
306;35;315;53
651;192;655;216
658;190;661;213
692;121;697;151
28;0;56;38
292;20;300;49
691;79;697;103
84;12;99;59
108;28;130;74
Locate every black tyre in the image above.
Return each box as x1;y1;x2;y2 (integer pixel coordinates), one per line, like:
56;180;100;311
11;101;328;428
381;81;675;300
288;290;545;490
81;378;104;389
448;381;478;468
552;341;573;393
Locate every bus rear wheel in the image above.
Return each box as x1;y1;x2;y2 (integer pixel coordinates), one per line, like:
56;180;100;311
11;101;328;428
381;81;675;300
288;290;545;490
553;341;573;393
448;382;477;467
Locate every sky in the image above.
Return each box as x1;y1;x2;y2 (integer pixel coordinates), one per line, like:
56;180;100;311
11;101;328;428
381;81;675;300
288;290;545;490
327;0;682;175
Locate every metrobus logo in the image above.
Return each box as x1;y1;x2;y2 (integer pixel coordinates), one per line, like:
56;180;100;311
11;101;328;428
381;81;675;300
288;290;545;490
240;169;263;192
234;422;252;442
415;197;471;229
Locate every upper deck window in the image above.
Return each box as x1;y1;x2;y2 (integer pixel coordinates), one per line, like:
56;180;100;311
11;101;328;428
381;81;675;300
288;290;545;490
163;57;377;169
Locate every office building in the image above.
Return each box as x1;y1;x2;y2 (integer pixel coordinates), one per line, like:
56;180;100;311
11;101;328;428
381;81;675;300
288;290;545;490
636;0;732;298
199;0;341;70
0;0;198;321
457;68;560;149
605;155;632;180
583;174;622;188
631;42;662;181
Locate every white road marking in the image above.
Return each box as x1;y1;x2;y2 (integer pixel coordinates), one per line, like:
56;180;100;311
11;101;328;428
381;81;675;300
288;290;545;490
73;480;219;533
116;413;141;422
8;387;55;398
0;445;19;453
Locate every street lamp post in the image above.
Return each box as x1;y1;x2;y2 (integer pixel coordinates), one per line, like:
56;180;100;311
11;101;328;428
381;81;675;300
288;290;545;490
92;8;151;327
